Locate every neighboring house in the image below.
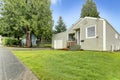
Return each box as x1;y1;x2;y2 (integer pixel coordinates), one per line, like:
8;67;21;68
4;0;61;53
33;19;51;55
21;34;37;46
52;17;120;51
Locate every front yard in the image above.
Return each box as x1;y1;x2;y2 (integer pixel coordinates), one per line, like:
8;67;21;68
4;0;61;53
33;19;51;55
13;50;120;80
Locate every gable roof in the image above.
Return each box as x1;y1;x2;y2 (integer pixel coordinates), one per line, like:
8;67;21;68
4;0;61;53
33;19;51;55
67;18;83;34
68;17;120;35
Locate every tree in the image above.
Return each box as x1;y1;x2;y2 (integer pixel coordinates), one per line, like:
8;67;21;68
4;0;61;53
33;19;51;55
81;0;100;18
32;0;53;43
0;0;53;47
55;16;67;34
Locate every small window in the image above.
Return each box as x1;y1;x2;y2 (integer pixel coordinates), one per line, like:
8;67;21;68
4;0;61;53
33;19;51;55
115;34;118;39
86;26;96;38
68;34;75;41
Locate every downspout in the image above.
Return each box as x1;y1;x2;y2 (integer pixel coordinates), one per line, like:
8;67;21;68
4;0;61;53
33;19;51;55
102;20;106;51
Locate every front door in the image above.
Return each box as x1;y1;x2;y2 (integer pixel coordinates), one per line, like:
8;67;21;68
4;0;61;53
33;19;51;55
76;30;80;45
54;40;63;49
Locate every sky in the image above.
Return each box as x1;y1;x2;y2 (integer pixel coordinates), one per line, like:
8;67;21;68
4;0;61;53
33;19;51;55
50;0;120;33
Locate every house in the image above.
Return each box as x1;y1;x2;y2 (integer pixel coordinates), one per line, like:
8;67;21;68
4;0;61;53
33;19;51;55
21;34;37;46
52;17;120;51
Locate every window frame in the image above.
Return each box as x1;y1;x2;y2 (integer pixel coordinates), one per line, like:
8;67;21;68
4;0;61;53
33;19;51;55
115;34;118;39
86;25;96;39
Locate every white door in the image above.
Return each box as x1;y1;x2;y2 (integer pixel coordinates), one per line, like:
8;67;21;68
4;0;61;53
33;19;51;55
54;40;63;49
76;31;80;45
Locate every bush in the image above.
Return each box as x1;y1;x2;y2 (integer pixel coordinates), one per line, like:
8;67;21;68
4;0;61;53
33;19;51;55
2;37;20;46
69;44;81;51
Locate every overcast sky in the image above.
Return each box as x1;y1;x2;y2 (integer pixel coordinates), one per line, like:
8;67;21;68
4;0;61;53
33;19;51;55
50;0;120;33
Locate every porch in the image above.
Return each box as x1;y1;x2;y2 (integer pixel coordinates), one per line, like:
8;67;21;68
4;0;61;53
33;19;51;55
67;41;77;48
67;28;80;48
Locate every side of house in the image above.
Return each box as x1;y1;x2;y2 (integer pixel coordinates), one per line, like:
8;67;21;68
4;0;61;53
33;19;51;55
52;17;120;51
105;21;120;51
52;32;67;49
71;17;104;51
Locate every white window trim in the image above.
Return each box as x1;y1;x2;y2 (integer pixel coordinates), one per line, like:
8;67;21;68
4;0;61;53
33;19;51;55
115;34;118;39
86;25;96;39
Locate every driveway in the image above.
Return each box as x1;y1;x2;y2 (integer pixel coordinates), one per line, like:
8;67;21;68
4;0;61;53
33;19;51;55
0;47;38;80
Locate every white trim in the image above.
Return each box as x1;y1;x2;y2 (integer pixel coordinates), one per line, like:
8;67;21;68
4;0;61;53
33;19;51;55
85;17;98;20
80;29;81;45
73;18;86;30
76;30;81;45
85;17;105;21
86;25;97;39
67;31;68;41
115;33;118;39
76;31;78;44
103;20;106;51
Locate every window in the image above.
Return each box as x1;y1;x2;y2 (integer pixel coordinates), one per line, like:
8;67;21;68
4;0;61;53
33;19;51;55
115;34;118;39
68;34;75;41
86;26;96;38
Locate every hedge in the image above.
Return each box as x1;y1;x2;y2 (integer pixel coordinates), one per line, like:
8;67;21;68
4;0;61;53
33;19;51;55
2;37;20;46
69;44;81;51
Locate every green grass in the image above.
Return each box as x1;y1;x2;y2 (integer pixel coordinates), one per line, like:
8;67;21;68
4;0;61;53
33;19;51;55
12;50;120;80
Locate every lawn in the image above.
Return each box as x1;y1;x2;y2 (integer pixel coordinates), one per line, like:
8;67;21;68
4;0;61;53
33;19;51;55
12;50;120;80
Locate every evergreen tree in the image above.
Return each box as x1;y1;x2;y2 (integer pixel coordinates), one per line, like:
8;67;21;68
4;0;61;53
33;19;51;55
0;0;53;47
81;0;100;18
55;16;67;34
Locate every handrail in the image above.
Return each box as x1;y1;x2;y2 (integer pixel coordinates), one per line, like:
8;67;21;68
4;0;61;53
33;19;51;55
67;41;77;48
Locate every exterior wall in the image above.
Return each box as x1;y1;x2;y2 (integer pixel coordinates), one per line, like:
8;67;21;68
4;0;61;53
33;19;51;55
52;17;120;51
52;32;67;49
80;18;103;51
106;22;120;51
76;29;80;45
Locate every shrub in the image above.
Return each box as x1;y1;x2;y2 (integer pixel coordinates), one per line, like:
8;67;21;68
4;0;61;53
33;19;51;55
2;37;20;46
69;44;81;51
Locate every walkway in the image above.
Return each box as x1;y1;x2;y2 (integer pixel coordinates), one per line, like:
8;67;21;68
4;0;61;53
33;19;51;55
0;47;38;80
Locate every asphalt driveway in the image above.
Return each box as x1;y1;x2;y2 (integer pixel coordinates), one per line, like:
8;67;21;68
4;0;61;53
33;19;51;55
0;47;38;80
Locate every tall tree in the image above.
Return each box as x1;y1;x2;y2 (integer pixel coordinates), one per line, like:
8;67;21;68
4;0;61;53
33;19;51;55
32;0;53;43
0;0;53;47
55;16;67;34
81;0;100;18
